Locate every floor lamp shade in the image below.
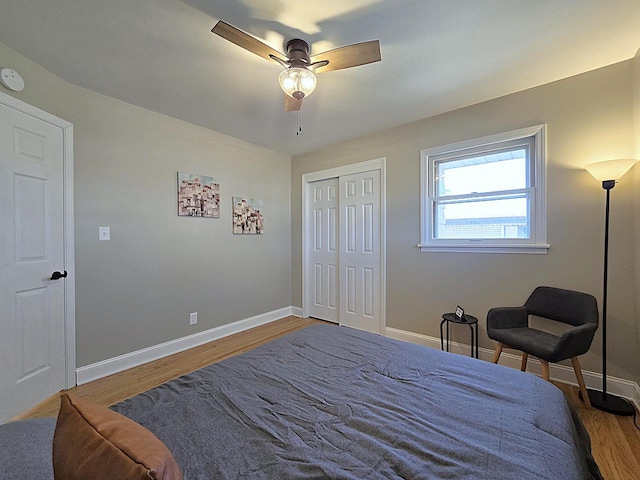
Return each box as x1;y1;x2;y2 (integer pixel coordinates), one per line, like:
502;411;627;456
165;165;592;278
585;158;637;183
584;158;637;415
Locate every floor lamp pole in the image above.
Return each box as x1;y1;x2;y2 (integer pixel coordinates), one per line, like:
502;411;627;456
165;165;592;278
586;180;634;415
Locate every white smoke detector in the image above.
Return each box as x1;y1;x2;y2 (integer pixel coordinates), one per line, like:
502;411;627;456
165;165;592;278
0;68;25;92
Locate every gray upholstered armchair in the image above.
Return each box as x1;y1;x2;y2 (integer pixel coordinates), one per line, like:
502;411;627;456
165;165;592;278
487;286;598;407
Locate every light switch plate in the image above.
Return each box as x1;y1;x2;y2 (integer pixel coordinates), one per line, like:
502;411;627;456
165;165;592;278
99;226;110;241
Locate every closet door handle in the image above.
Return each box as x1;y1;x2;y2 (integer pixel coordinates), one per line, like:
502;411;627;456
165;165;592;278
50;270;68;280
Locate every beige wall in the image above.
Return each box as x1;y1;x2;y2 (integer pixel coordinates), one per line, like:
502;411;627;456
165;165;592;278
0;42;292;367
292;60;639;383
633;50;640;381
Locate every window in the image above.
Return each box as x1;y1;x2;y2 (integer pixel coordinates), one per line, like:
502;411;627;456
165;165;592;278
420;125;548;254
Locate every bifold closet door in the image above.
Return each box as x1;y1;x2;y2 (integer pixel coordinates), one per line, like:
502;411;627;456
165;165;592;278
339;170;382;334
307;178;339;323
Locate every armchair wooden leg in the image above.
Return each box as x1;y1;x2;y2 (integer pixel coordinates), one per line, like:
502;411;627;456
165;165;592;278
571;357;591;409
520;353;528;372
492;343;504;364
540;360;550;381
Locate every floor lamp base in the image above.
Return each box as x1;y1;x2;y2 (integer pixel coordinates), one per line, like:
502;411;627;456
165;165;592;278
584;388;635;416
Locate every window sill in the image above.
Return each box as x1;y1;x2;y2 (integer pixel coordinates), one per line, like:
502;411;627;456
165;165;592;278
417;243;550;254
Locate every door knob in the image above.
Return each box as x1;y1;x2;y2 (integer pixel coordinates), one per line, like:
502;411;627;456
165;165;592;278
50;270;68;280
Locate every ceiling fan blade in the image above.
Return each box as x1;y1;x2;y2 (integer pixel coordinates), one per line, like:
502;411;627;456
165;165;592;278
284;95;303;112
212;20;286;64
310;40;381;74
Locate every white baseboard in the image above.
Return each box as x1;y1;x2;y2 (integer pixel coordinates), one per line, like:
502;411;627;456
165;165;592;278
386;327;640;410
76;306;301;385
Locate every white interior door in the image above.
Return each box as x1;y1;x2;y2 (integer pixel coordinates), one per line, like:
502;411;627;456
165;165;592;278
339;170;382;334
0;101;68;422
307;178;339;322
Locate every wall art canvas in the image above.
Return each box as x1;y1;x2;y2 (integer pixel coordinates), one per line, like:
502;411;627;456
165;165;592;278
233;197;264;234
177;172;220;218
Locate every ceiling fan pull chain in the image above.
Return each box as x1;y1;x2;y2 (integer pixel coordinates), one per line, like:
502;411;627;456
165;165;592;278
297;111;302;136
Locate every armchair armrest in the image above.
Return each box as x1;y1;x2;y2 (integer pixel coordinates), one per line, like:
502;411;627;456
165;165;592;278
552;323;598;360
487;306;528;335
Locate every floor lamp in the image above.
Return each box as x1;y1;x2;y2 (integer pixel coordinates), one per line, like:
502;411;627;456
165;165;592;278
584;158;637;416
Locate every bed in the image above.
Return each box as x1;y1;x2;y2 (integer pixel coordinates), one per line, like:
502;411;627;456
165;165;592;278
1;324;601;479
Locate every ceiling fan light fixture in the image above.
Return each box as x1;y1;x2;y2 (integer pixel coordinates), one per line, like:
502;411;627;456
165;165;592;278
279;67;317;99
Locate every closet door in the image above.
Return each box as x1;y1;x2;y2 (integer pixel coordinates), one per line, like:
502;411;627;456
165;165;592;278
339;170;382;334
307;178;339;323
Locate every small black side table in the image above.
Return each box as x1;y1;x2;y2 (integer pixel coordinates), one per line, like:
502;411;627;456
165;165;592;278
440;313;479;359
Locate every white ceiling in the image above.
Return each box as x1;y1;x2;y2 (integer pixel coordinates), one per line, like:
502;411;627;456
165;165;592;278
0;0;639;156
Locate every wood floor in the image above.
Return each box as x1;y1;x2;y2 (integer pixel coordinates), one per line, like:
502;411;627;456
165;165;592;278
15;316;640;480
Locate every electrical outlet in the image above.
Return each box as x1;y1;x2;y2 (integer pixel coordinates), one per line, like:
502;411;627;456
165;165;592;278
189;312;197;325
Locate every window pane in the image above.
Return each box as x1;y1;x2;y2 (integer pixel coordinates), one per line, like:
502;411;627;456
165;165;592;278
436;148;527;197
434;196;529;239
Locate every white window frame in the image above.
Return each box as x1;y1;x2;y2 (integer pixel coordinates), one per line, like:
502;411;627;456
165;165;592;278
419;125;548;254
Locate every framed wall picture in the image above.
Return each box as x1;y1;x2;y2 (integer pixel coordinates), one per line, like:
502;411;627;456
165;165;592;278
233;197;264;234
177;172;220;218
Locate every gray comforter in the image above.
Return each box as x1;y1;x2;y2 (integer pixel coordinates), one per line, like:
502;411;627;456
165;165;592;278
109;325;600;479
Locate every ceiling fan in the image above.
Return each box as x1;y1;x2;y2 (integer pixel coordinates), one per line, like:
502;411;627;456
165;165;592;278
211;21;381;112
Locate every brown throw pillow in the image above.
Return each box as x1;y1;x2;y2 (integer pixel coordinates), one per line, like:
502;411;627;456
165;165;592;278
53;394;183;480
